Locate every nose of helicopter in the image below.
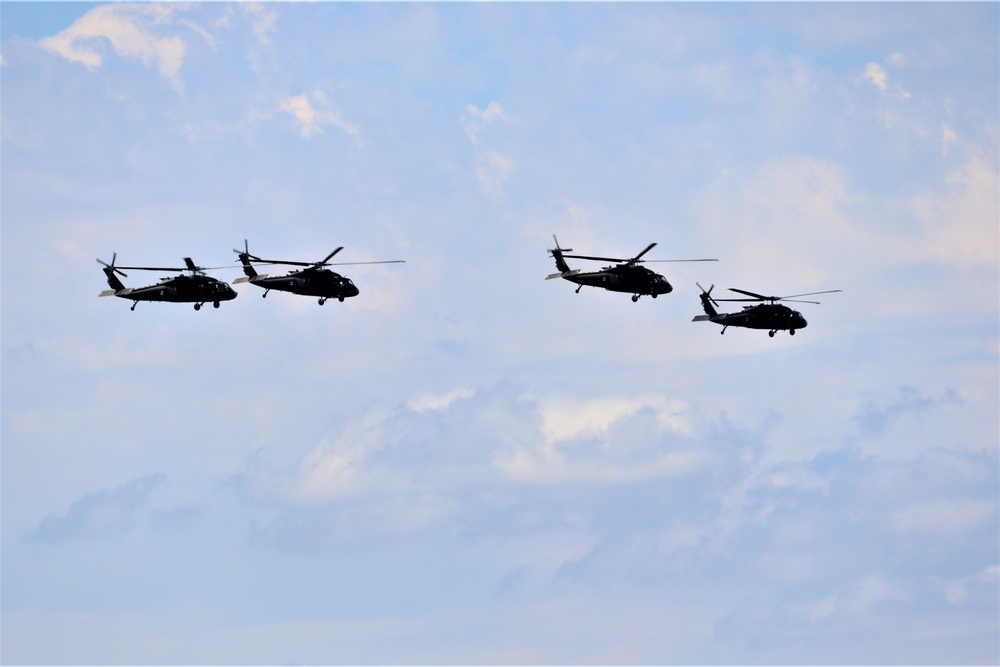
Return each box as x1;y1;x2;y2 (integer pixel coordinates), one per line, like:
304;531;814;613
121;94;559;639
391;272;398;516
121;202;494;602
656;276;673;294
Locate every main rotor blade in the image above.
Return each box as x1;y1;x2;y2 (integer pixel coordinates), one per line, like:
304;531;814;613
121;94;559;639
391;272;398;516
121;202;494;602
778;290;842;300
643;258;718;263
319;247;344;265
115;265;189;272
250;259;316;267
115;264;237;272
249;258;405;267
632;243;657;262
729;288;770;300
561;254;627;263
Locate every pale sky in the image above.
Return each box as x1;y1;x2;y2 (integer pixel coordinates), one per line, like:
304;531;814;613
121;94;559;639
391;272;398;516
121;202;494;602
2;2;998;664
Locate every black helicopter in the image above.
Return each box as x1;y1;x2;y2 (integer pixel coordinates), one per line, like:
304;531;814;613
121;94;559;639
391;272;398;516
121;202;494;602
98;254;238;311
234;241;404;305
547;235;717;302
693;283;841;336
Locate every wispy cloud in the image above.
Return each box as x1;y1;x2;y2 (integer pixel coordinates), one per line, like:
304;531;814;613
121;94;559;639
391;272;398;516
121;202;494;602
461;101;506;146
462;102;513;195
30;474;166;543
911;154;1000;267
862;55;911;99
39;4;192;89
852;386;961;438
280;91;360;141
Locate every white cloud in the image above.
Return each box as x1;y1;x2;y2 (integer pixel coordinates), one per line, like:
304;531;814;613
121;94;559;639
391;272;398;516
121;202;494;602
39;4;190;89
461;102;513;195
461;101;507;145
698;157;865;287
476;150;514;196
280;91;360;141
911;154;1000;266
890;499;996;535
241;3;279;46
538;394;691;444
862;58;911;99
251;388;708;509
942;123;958;156
408;388;475;413
863;62;888;91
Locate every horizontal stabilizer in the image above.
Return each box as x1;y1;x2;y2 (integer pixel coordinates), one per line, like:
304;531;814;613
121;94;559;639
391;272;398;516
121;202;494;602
692;315;713;322
234;274;268;284
99;288;133;297
546;269;580;280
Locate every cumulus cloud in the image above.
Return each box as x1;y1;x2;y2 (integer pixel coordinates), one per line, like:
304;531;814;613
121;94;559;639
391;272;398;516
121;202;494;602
237;381;998;578
39;4;190;88
280;91;360;141
238;386;712;527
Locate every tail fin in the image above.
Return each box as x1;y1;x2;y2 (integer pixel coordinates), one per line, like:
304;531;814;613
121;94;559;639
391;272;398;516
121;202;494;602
234;239;258;278
547;234;573;278
97;254;127;291
103;267;126;291
696;282;718;318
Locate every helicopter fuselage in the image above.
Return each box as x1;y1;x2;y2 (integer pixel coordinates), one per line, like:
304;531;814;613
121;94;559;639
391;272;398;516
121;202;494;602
711;303;807;331
239;268;360;302
563;264;673;298
101;271;237;310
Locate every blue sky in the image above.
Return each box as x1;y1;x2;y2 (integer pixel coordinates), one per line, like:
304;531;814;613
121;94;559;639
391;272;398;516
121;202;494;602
1;2;997;664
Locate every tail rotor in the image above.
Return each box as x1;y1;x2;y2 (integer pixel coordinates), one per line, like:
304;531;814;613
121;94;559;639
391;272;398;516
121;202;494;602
97;253;127;278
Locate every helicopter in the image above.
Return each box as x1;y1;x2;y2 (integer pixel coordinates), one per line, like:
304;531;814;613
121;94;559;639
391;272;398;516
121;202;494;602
233;240;405;305
546;235;717;302
98;254;238;311
692;283;841;336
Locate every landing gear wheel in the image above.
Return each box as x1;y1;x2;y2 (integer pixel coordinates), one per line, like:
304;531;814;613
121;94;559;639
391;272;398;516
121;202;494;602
319;297;327;305
194;303;202;311
768;330;775;337
130;302;137;311
338;296;345;302
213;301;220;309
631;295;640;303
790;329;796;336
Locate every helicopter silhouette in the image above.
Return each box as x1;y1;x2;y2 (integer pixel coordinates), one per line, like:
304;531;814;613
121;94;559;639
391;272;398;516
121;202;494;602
98;254;238;311
234;240;404;305
546;235;717;302
693;283;841;336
